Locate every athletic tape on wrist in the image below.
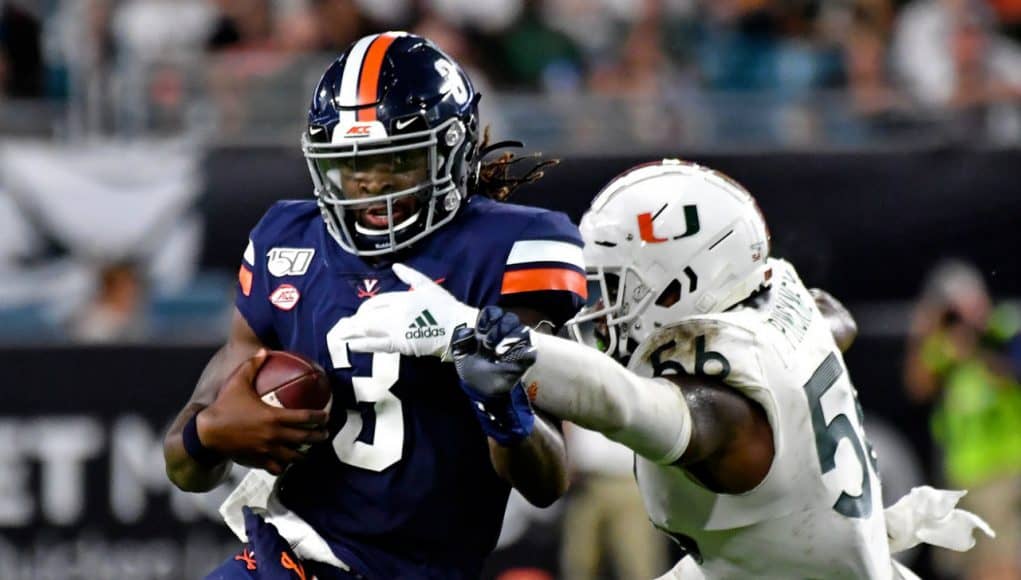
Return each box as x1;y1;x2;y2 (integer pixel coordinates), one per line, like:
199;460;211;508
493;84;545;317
182;412;223;466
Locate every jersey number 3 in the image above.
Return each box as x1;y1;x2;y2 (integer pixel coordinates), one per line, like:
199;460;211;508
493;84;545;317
803;352;878;518
326;322;403;472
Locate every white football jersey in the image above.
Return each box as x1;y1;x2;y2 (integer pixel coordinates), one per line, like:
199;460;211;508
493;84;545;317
628;259;895;579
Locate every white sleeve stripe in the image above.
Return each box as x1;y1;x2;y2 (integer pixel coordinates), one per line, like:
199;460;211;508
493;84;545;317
506;240;584;269
243;239;255;265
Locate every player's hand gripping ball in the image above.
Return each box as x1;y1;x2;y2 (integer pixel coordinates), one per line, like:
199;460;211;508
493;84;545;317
198;350;332;474
254;351;333;414
254;351;333;453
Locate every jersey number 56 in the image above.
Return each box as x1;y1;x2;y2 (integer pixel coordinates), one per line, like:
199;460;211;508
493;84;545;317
803;352;880;518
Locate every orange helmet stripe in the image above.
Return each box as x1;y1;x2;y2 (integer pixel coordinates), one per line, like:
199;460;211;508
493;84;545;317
356;33;399;122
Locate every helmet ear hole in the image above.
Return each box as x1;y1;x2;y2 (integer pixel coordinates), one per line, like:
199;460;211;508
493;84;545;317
655;278;682;308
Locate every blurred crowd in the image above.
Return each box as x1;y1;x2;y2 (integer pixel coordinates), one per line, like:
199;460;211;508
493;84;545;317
1;0;1020;143
905;261;1021;580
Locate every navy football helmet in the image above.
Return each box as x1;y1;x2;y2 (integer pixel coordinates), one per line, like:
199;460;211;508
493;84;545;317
302;32;481;255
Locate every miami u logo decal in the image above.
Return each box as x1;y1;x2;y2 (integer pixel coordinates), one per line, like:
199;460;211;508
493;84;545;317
637;205;700;243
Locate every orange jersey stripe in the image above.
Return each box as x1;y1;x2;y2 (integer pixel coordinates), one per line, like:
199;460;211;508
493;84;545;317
238;265;253;297
501;268;587;298
357;33;398;121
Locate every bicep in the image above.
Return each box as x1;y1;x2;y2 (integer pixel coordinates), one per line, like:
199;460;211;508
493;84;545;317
670;374;774;492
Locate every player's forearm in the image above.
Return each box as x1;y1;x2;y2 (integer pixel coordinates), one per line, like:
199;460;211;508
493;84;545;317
163;404;232;492
489;414;568;507
523;332;692;464
810;289;858;352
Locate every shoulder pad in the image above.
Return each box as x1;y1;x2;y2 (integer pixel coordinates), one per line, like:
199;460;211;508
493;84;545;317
628;316;764;391
249;200;321;246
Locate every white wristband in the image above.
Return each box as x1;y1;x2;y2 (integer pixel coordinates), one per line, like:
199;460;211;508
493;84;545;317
523;332;693;464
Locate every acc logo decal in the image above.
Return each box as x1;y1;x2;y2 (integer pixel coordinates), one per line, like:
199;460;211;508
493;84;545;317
345;124;372;137
270;284;301;311
267;248;315;277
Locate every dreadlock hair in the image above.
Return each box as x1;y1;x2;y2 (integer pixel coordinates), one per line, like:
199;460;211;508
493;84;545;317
473;126;560;202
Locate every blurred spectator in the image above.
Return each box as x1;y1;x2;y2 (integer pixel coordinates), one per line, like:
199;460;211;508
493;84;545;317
0;1;43;97
585;0;688;146
114;0;216;60
311;0;366;51
695;0;778;91
5;0;1021;148
560;425;668;580
842;0;904;115
892;0;1021;140
904;260;1021;580
414;7;508;137
490;0;584;90
109;0;217;134
208;0;276;51
352;0;412;28
429;0;523;34
589;0;674;97
695;0;828;92
68;261;148;343
42;0;118;133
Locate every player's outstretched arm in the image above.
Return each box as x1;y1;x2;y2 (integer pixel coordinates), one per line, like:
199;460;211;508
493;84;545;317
456;306;774;491
163;309;330;492
485;306;569;508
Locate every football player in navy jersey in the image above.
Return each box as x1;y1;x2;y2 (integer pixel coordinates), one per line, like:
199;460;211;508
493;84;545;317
163;32;587;579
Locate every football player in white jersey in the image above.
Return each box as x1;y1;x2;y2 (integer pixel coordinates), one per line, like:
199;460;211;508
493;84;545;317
338;159;993;579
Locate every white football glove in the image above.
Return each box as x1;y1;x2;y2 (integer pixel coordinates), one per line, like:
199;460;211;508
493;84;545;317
335;263;479;360
885;485;995;553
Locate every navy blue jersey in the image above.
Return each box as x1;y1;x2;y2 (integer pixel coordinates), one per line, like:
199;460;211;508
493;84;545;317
234;196;585;578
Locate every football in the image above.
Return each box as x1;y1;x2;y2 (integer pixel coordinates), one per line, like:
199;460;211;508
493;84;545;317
254;350;333;414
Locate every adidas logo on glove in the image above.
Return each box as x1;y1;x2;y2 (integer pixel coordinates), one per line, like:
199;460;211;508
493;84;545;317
406;309;446;339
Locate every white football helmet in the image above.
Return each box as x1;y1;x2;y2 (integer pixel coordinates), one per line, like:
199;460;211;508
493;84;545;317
566;159;772;358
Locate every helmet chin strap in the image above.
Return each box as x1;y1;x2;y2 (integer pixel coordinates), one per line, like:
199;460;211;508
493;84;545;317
353;210;422;236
